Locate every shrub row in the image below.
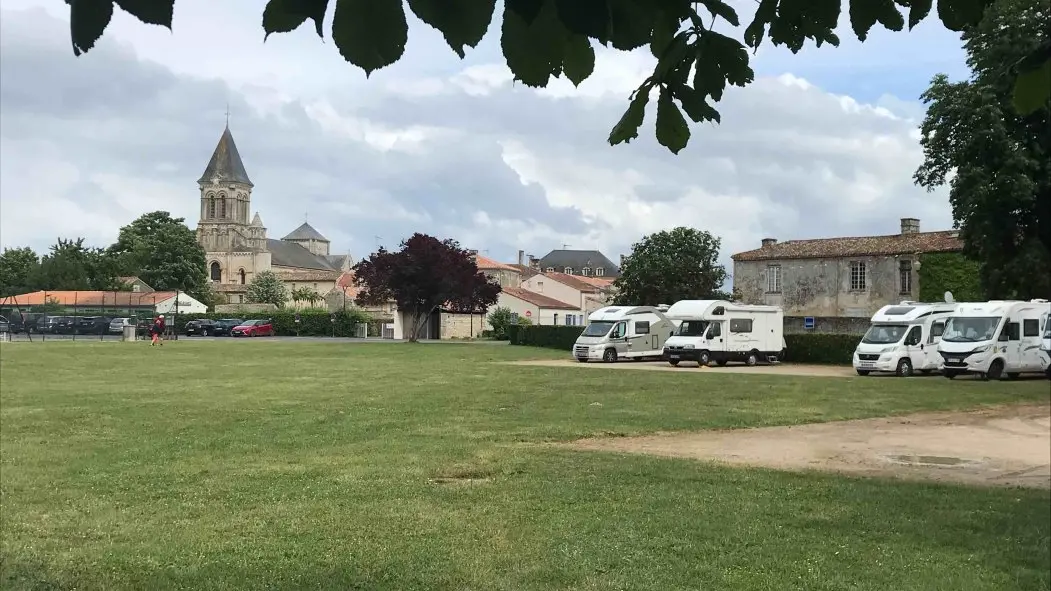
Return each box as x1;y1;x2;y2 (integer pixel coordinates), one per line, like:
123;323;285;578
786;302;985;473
172;309;370;337
507;325;861;365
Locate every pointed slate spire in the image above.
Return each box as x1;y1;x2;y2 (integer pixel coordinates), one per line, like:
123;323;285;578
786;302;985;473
282;222;329;242
198;125;253;186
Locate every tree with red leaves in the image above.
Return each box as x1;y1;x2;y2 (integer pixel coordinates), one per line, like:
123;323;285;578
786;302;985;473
353;233;501;342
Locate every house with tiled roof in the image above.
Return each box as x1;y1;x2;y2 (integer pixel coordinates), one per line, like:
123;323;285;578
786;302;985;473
497;287;585;327
519;271;611;316
0;290;208;315
731;218;965;318
193;124;353;309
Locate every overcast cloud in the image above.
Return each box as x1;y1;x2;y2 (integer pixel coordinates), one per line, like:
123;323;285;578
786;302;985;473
0;1;964;271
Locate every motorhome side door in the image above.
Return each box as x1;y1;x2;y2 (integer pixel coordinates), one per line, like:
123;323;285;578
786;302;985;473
926;319;947;368
706;321;724;350
1020;316;1043;371
628;320;658;352
997;319;1022;370
903;326;926;369
610;321;630;355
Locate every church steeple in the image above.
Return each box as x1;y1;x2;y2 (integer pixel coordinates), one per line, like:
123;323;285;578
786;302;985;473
198;126;253;187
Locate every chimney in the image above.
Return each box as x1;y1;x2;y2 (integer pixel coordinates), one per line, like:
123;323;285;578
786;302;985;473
467;249;478;258
528;255;539;270
900;218;920;234
517;250;524;266
761;238;777;247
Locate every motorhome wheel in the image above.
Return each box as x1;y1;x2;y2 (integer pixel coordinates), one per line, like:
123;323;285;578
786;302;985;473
603;349;617;363
986;359;1005;381
698;351;710;366
668;360;680;366
745;351;759;366
895;358;913;377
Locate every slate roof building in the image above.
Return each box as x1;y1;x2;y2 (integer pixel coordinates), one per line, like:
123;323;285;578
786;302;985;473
531;249;621;278
730;218;966;318
194;124;352;306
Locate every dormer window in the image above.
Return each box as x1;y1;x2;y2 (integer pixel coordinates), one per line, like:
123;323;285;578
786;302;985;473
595;267;604;277
545;267;554;272
564;267;573;274
581;267;591;276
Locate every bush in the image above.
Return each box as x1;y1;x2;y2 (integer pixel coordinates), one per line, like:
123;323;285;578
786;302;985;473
783;333;860;365
508;325;860;365
172;309;370;337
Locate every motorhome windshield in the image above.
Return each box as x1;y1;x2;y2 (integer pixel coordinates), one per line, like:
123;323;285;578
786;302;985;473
1043;325;1051;339
677;320;709;336
942;316;1000;342
581;321;616;337
861;324;908;344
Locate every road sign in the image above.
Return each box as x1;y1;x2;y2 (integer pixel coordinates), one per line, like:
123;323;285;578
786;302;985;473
803;317;815;330
525;310;532;317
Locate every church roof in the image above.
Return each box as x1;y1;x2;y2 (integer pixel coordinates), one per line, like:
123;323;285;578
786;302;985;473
198;126;253;187
282;222;329;242
267;239;338;271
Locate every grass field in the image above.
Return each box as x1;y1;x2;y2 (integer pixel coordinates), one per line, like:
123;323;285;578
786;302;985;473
1;341;1049;590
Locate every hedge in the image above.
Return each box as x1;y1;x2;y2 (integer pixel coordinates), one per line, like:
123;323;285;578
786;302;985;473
507;325;861;365
171;309;371;337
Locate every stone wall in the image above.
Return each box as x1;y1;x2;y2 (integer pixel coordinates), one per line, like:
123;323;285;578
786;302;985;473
440;312;488;339
784;316;869;335
215;303;277;314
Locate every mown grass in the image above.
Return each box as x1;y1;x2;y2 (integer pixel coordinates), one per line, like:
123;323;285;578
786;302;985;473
1;341;1048;590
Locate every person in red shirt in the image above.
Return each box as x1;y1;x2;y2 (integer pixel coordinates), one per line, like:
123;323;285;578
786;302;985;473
150;314;166;346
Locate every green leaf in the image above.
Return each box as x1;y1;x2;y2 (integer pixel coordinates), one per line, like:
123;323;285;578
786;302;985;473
506;0;544;23
555;0;610;41
673;85;721;124
608;83;652;146
1012;57;1051;115
407;0;496;58
937;0;986;31
699;0;739;27
907;0;932;29
874;0;905;32
331;0;408;77
69;0;114;56
561;34;595;86
263;0;329;39
501;0;567;87
607;0;654;51
113;0;173;27
655;88;690;154
649;9;679;59
654;31;690;81
849;0;880;41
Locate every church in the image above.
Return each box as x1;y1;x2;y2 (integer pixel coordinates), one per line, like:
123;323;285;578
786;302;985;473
195;125;352;306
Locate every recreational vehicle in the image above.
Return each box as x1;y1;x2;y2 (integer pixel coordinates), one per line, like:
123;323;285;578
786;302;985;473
1040;311;1051;378
852;301;959;377
937;299;1051;380
572;306;676;363
662;300;785;367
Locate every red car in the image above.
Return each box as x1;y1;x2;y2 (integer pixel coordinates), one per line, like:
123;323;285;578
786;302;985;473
230;319;274;337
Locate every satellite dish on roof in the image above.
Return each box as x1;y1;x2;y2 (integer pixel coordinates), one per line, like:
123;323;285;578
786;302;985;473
944;291;955;303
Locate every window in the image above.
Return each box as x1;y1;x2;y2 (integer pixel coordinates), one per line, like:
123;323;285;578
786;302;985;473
553;313;559;325
564;267;573;274
929;321;945;343
899;260;912;294
219;197;227;218
237;295;243;303
313;283;318;290
611;322;626;339
707;322;722;338
766;265;782;293
545;267;554;272
904;326;922;346
1023;319;1039;337
210;261;221;281
595;267;604;277
536;281;544;293
635;320;651;334
850;261;867;291
239;269;246;285
208;197;216;219
581;267;591;276
729;318;753;333
1008;322;1020;341
510;312;519;323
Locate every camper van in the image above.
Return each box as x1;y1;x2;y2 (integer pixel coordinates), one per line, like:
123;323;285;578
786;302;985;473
852;301;958;377
1039;311;1050;378
662;300;785;367
573;306;677;363
937;299;1051;380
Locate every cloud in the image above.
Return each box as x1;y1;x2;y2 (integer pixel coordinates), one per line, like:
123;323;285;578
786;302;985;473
0;3;956;281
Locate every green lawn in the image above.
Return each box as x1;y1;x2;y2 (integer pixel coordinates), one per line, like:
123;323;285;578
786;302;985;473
1;341;1048;590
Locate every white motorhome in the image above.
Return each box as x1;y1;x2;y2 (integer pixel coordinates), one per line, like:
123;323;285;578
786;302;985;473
852;301;959;377
937;299;1051;380
1039;310;1050;378
662;300;785;367
573;306;677;363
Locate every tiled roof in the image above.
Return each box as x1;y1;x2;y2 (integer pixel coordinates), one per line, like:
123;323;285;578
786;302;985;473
571;275;614;288
509;264;540;280
0;290;180;307
474;254;518;272
731;231;964;262
543;272;602;293
502;287;578;310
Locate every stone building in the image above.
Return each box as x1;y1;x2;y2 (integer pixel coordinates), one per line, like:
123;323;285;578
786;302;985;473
731;218;965;321
194;125;351;306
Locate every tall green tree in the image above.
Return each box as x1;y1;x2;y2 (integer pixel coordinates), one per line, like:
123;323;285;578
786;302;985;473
914;0;1050;299
0;247;40;297
62;0;1048;155
246;270;289;308
612;227;729;305
107;211;208;299
36;238;122;291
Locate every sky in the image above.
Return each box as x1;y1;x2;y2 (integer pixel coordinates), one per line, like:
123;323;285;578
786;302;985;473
0;0;970;273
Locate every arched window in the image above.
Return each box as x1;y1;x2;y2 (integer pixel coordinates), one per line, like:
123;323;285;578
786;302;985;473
219;196;227;218
210;261;221;281
208;197;216;219
239;268;246;284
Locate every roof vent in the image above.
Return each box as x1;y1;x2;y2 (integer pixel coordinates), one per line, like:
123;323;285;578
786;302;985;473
761;238;777;247
900;218;920;234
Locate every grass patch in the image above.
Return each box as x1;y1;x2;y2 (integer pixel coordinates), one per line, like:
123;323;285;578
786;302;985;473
1;341;1048;590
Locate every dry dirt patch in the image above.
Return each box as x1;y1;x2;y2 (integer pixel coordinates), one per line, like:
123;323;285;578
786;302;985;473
503;358;855;378
566;404;1051;489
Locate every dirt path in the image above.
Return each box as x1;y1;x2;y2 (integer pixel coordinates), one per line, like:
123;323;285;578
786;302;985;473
566;404;1051;489
504;358;856;377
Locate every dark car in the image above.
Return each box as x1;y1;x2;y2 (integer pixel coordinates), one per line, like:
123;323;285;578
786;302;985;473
185;319;217;336
37;316;73;334
74;316;110;335
211;318;244;337
0;315;9;333
15;313;46;333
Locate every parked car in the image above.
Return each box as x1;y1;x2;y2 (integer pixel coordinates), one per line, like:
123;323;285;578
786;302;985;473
231;319;274;337
0;315;9;333
108;317;133;334
74;316;110;335
37;316;74;334
185;319;217;336
211;318;244;337
9;313;44;333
